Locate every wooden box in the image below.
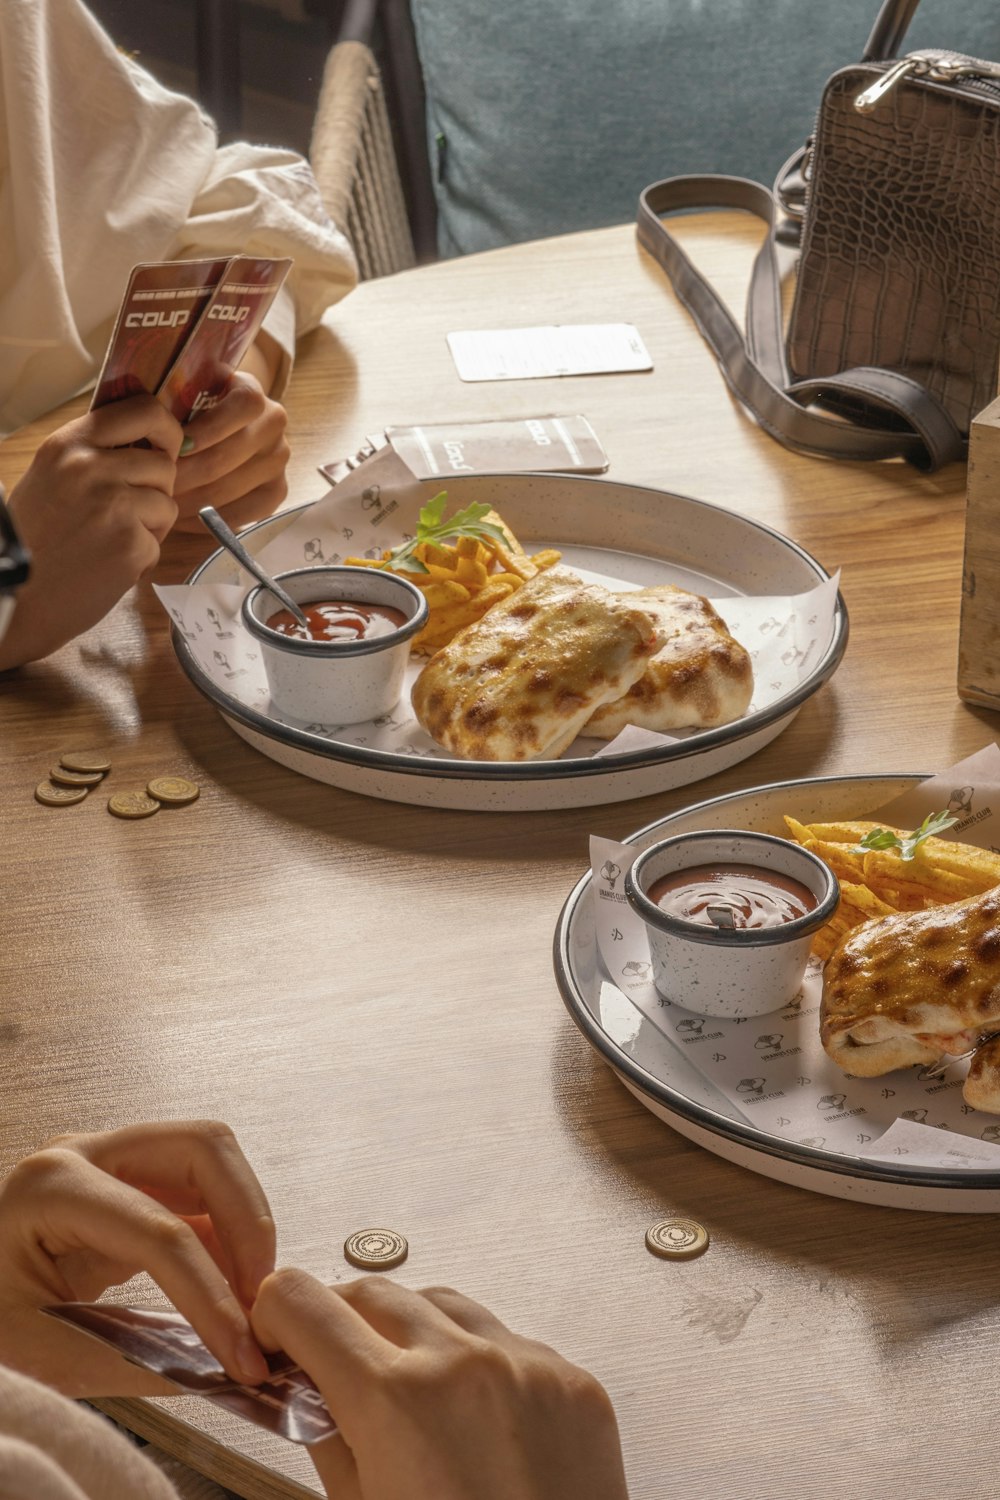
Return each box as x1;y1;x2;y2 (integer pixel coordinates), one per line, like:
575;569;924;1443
958;396;1000;708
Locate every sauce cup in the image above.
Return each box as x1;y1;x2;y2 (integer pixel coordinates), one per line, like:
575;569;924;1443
242;565;428;725
624;830;839;1018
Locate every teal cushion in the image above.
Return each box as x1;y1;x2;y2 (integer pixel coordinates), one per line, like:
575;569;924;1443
411;0;1000;257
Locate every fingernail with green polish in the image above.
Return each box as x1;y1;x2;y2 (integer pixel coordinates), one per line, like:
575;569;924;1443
179;436;195;456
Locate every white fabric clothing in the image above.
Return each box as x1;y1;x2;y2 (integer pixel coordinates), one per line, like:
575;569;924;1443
0;1363;180;1500
0;0;357;435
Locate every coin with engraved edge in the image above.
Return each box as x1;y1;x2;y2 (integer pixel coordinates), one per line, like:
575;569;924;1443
59;752;112;774
108;790;161;820
147;776;200;806
35;781;89;807
344;1229;408;1270
645;1218;710;1260
49;766;105;787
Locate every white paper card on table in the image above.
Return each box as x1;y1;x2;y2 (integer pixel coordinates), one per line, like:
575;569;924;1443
586;743;1000;1169
154;445;838;763
446;324;653;381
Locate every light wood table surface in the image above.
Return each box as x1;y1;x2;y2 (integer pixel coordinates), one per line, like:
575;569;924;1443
0;217;995;1499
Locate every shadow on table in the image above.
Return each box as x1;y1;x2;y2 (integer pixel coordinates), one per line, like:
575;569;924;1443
549;1016;1000;1350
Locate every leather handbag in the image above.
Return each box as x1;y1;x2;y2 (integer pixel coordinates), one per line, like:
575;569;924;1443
637;0;1000;472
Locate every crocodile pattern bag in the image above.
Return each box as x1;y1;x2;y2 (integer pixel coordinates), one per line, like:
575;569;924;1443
635;0;997;472
789;55;1000;438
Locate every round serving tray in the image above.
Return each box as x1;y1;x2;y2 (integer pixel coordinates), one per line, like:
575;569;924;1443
175;472;848;811
554;773;1000;1212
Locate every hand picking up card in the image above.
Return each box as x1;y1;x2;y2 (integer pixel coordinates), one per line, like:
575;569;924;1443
91;254;290;421
44;1303;335;1445
588;744;1000;1170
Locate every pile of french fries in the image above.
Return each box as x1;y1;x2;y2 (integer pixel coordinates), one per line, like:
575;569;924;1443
346;511;560;655
784;816;1000;961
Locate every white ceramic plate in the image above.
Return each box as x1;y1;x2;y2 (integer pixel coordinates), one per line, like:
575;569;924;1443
554;773;1000;1212
176;473;847;811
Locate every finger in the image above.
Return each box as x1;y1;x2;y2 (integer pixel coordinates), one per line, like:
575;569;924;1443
15;1149;268;1385
78;396;185;459
181;373;268;449
64;1122;276;1307
125;486;179;546
334;1276;468;1350
84;445;177;495
308;1431;363;1500
174;405;288;492
251;1268;396;1418
173;473;288;530
417;1285;519;1341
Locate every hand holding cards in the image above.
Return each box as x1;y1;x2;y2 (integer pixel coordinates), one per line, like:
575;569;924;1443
92;254;291;420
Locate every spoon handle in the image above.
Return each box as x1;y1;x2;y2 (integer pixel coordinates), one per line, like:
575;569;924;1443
198;506;311;631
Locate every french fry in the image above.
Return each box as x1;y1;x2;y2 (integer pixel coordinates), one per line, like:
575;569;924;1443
347;503;563;650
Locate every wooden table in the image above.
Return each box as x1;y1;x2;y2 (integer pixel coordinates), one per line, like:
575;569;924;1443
0;218;994;1499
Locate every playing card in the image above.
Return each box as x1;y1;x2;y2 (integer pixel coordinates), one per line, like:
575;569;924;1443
446;324;653;381
317;414;610;485
43;1302;336;1445
157;255;291;423
90;259;231;410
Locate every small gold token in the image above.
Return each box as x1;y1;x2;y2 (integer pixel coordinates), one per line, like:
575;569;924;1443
343;1228;408;1271
59;751;112;774
108;790;161;820
49;765;105;787
645;1218;710;1261
147;775;200;806
35;780;89;807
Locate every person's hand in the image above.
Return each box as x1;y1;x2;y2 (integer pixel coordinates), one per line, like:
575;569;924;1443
1;395;183;668
172;370;289;532
0;1121;275;1400
252;1271;630;1500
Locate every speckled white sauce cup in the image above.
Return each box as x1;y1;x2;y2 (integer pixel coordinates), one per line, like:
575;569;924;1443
624;830;840;1019
242;565;428;726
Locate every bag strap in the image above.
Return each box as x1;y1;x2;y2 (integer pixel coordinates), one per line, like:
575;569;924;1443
863;0;921;61
636;175;966;472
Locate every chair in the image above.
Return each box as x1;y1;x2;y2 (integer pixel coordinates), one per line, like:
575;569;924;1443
309;38;417;279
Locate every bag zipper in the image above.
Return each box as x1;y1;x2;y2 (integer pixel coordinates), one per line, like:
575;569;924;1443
855;48;1000;112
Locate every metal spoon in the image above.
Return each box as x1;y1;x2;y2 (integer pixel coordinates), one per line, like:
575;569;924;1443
198;505;310;632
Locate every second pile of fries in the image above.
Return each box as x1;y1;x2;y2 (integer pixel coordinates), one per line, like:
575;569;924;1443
784;816;1000;961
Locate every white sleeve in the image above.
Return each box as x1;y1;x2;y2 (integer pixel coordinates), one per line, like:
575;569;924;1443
168;140;358;395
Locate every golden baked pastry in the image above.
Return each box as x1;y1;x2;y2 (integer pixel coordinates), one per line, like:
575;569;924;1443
583;584;753;737
821;885;1000;1110
410;566;662;761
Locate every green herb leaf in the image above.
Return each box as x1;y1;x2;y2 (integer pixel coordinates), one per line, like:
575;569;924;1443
383;492;513;574
855;808;960;862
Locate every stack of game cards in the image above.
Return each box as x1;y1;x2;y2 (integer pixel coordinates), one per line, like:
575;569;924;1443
92;255;290;422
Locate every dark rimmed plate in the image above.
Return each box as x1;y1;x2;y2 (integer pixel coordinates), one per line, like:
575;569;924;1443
554;773;1000;1211
175;472;848;810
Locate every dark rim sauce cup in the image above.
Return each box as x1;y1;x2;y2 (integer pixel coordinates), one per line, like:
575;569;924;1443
242;565;428;725
624;829;840;1018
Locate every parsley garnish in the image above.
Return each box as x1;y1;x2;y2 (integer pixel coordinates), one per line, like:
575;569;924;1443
855;809;959;862
384;492;512;575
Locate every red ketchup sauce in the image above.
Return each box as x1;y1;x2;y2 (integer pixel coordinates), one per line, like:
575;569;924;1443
267;599;407;643
647;862;816;931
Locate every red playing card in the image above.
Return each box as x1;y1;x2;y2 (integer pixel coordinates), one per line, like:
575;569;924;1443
43;1302;337;1445
157;255;292;423
90;259;231;410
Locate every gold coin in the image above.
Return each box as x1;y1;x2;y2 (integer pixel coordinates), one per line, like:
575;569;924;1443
108;790;161;820
343;1228;408;1271
147;776;200;806
645;1218;710;1261
49;765;105;787
59;751;112;774
35;780;89;807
